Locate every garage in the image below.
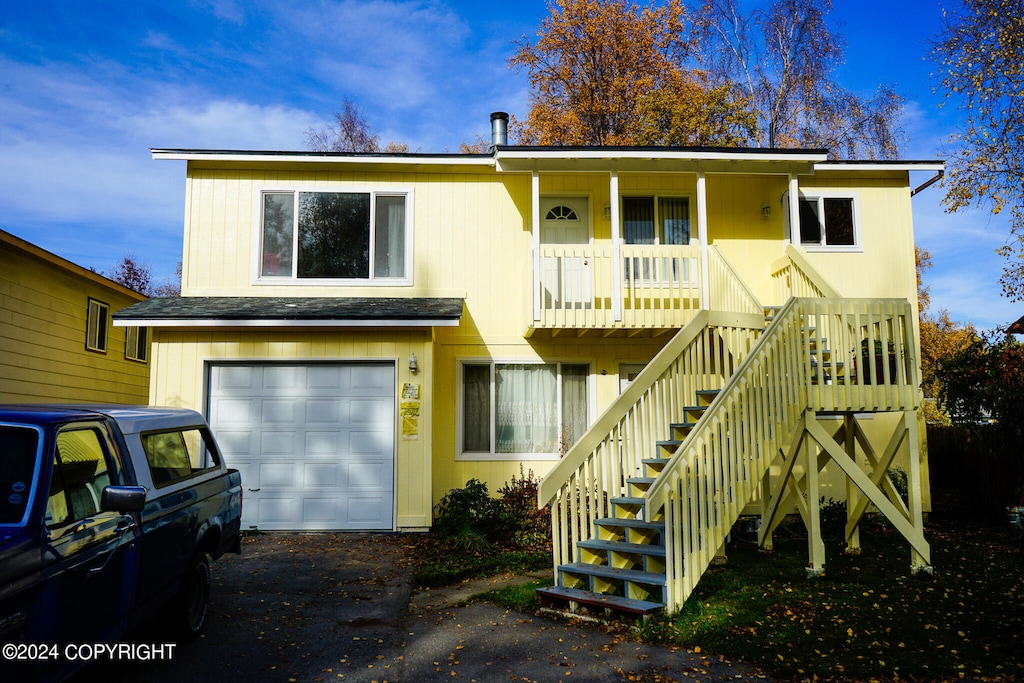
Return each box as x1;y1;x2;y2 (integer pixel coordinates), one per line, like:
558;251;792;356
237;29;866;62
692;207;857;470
208;362;396;531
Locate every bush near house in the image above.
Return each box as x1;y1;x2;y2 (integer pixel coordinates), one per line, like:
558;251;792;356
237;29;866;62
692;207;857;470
413;471;551;587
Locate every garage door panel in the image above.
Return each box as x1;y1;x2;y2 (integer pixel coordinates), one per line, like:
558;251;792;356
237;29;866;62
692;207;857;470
307;399;342;423
349;430;391;456
260;431;296;456
211;362;395;531
212;398;255;424
351;398;391;424
261;399;298;424
346;461;391;490
346;496;389;526
259;463;297;488
303;464;341;488
263;366;303;389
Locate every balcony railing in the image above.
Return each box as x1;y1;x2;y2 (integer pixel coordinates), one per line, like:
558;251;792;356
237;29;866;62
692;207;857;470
534;244;702;332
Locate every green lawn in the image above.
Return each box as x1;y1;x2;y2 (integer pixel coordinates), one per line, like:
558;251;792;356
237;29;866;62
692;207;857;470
479;513;1023;682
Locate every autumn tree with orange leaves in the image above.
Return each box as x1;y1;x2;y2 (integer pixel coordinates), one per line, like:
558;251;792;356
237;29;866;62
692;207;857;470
509;0;755;146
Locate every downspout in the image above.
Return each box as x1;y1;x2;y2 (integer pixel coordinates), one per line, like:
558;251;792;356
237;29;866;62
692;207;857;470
910;170;944;197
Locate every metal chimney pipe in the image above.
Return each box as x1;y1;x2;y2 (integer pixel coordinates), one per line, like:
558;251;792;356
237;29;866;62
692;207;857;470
490;112;509;148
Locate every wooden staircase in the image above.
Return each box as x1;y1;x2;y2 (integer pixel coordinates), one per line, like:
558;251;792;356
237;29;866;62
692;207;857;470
537;389;719;616
537;297;929;619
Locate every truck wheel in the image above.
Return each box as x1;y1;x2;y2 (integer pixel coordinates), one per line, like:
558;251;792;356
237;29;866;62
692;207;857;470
178;551;212;638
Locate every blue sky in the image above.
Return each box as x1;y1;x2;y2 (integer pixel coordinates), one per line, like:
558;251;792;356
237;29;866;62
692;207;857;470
0;0;1016;329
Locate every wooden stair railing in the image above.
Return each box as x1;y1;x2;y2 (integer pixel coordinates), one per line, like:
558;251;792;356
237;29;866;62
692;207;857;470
539;297;925;616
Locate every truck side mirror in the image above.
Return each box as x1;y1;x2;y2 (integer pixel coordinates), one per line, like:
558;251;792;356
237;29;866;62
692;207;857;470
100;485;147;513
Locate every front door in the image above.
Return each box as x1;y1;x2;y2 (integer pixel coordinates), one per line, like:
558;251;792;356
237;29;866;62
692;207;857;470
540;197;591;306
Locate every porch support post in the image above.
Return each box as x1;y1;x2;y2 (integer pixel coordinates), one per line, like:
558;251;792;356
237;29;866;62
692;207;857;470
787;173;800;246
697;171;710;310
805;413;826;577
843;414;862;553
610;169;623;322
532;169;542;322
904;409;931;573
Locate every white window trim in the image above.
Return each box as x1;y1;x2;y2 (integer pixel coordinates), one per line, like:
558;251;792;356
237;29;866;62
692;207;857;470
252;183;415;286
86;298;109;354
787;190;863;253
620;193;697;246
456;357;594;462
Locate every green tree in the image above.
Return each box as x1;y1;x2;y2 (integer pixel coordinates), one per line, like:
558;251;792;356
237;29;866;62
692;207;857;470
693;0;905;158
932;0;1024;299
509;0;755;146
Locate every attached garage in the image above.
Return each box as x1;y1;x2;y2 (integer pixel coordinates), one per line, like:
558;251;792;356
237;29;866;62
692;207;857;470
114;295;464;532
209;362;396;531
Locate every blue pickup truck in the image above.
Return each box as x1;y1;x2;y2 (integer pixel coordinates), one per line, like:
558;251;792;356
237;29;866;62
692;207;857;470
0;405;242;680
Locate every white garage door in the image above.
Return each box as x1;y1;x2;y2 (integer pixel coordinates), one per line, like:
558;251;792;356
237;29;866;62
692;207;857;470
209;363;396;531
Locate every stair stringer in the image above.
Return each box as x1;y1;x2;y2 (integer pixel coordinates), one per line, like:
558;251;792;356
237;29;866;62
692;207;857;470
648;297;812;611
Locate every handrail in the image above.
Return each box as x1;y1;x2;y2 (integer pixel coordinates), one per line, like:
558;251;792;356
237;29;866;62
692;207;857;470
770;245;842;300
538;310;710;507
708;245;763;316
648;298;918;610
538;310;765;573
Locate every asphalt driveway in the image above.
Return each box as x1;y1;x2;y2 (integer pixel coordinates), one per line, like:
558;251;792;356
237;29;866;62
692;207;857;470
84;533;768;682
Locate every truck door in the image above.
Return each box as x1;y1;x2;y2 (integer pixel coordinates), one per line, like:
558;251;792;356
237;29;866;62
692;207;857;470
37;423;141;645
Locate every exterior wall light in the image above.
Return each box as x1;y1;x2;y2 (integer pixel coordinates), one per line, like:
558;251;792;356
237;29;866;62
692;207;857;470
409;353;419;374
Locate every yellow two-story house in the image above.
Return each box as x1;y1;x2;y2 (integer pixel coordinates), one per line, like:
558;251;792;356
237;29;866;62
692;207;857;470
116;114;940;612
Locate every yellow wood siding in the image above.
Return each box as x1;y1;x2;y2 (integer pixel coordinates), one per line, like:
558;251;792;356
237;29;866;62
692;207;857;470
0;240;149;404
148;328;433;529
431;332;670;502
164;160;925;519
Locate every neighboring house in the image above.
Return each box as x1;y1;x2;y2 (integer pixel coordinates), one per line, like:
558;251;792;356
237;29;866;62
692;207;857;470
0;229;150;404
116;114;941;611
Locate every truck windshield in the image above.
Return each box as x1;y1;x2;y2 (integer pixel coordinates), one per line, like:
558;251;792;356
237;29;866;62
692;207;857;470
0;426;40;524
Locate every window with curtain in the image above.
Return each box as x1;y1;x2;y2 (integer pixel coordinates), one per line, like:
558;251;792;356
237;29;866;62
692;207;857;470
259;190;409;280
622;196;691;245
460;361;589;457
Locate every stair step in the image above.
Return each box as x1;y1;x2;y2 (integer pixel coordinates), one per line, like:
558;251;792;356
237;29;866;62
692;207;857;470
695;389;720;405
626;476;657;487
684;405;707;422
611;495;645;504
642;457;670;469
560;562;667;586
577;538;667;558
595;517;665;533
537;585;664;615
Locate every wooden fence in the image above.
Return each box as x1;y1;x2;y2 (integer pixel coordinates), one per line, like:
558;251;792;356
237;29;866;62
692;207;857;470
927;424;1024;518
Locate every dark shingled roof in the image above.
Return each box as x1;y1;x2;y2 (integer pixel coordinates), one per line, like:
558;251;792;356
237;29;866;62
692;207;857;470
113;297;463;323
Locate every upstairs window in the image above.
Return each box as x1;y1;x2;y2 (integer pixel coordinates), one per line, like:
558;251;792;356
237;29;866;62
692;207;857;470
260;190;409;281
622;196;691;245
795;195;859;249
86;298;109;353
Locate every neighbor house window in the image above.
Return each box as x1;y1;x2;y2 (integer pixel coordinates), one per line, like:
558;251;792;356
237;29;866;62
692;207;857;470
260;190;409;281
460;361;589;458
622;196;691;245
86;298;109;353
795;195;858;249
125;326;148;363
